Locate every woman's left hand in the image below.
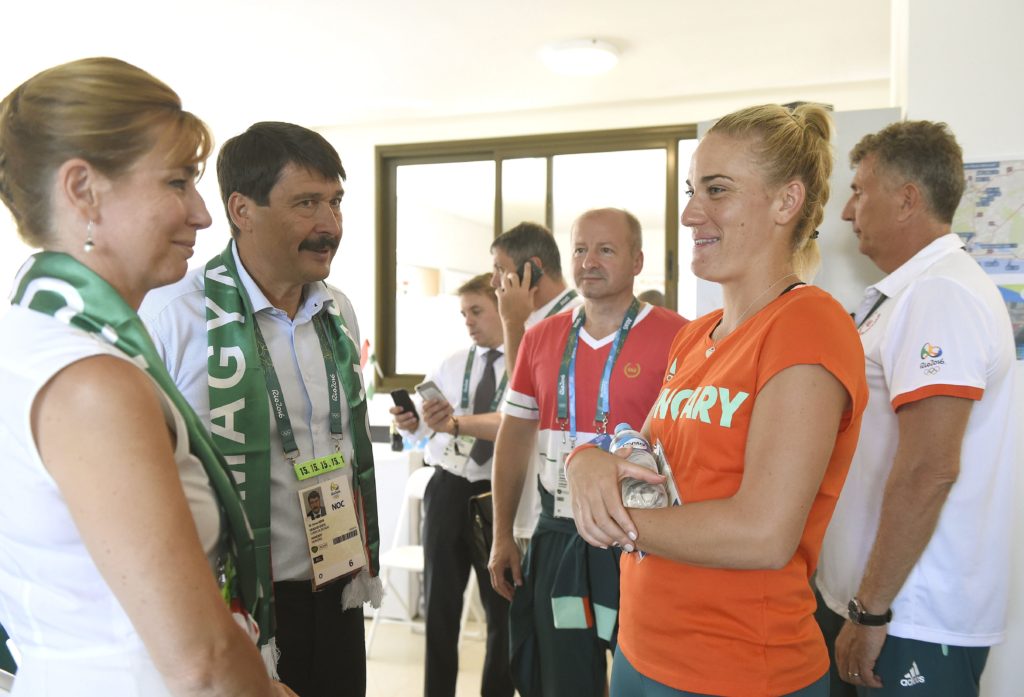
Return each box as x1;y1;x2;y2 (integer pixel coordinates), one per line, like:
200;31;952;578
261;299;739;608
567;447;664;550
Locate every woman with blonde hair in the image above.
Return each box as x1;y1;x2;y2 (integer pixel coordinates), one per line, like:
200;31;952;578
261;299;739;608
567;104;868;696
0;57;293;696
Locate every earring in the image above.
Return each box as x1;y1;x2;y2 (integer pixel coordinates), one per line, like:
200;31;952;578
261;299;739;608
84;220;95;253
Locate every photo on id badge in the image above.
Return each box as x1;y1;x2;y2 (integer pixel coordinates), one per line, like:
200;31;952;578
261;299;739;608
305;487;327;520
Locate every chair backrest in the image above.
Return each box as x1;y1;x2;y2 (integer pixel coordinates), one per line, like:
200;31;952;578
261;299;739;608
405;464;436;502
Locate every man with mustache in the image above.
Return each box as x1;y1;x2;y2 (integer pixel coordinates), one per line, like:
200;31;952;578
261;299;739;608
140;122;380;697
488;208;687;696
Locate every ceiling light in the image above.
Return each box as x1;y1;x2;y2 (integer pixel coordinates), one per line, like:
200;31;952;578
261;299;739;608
540;39;619;77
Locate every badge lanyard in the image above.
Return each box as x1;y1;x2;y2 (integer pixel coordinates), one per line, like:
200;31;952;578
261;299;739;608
857;292;888;329
545;289;578;318
459;345;509;411
253;312;344;466
556;298;641;445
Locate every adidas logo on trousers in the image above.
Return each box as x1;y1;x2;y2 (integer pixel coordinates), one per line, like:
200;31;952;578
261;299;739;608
900;661;926;687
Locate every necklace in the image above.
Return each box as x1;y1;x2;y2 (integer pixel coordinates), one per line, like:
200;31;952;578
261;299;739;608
705;272;799;358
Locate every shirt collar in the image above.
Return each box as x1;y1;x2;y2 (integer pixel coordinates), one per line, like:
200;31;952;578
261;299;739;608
230;240;334;319
475;344;505;358
872;232;965;299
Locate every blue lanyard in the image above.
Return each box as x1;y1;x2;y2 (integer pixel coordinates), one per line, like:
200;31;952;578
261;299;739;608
557;298;641;444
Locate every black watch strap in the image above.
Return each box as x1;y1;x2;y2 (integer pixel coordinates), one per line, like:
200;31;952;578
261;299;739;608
848;597;893;626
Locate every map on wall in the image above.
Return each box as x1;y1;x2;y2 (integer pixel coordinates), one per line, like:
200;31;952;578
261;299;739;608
954;160;1024;270
953;160;1024;359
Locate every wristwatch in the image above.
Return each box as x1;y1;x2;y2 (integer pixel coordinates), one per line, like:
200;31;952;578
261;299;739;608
847;597;892;626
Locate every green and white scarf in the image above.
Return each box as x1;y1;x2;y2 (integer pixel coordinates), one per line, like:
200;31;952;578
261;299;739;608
203;243;380;640
10;252;265;625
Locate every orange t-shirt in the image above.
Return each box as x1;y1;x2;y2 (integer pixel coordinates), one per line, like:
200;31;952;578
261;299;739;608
619;286;867;697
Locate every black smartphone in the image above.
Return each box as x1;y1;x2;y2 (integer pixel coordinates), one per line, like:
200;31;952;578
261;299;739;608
516;259;544;289
390;389;418;421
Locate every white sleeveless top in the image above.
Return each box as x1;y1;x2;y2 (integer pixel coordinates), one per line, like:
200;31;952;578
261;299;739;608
0;306;222;696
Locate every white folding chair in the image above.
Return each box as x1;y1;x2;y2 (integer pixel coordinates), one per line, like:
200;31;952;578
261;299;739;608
366;464;435;656
366;464;489;656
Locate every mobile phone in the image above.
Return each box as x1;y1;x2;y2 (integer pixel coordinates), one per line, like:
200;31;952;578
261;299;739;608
415;380;448;404
390;389;419;421
516;259;544;289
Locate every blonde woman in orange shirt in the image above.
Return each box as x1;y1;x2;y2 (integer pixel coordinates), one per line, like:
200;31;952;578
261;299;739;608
567;104;867;697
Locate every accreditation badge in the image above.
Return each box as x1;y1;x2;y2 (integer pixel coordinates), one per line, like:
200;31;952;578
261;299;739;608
440;434;475;477
553;446;575;519
298;475;366;590
553;433;611;520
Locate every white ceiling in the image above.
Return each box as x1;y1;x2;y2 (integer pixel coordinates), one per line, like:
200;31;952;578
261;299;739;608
1;0;891;137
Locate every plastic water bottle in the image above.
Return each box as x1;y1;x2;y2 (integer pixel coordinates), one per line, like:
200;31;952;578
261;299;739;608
610;423;668;509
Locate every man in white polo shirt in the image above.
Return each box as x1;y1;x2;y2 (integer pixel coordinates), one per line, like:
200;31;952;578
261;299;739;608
489;222;582;544
815;120;1016;696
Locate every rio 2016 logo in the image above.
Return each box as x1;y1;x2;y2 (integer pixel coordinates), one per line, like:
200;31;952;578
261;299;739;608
919;343;945;373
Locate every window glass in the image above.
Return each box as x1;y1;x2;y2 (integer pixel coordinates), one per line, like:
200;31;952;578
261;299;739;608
395;160;495;375
552;149;666;299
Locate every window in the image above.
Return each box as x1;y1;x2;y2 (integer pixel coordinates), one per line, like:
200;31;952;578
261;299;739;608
376;125;698;389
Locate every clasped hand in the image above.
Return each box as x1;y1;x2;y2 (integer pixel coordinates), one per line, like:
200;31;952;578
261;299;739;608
567;446;665;551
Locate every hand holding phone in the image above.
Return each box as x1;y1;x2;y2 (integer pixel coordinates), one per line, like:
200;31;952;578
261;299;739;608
389;388;417;421
415;381;457;433
516;259;544;289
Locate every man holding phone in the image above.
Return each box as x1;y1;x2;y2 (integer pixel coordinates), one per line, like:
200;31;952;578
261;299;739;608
490;223;583;546
390;274;513;697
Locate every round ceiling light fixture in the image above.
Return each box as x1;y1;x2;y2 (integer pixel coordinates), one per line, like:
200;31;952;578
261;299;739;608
540;39;619;77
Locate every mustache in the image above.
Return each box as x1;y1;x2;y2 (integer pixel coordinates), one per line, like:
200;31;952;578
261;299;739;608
299;234;340;253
